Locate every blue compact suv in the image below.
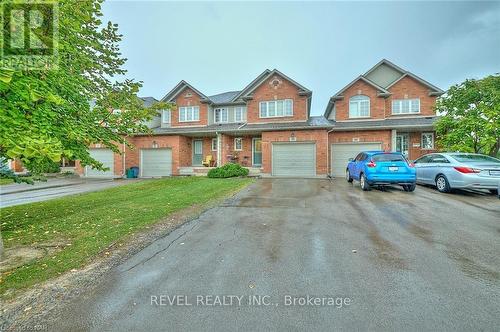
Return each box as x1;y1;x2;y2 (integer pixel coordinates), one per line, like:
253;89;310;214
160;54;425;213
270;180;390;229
346;151;417;191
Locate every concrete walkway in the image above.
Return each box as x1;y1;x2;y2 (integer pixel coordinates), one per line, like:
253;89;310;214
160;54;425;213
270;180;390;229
0;178;139;208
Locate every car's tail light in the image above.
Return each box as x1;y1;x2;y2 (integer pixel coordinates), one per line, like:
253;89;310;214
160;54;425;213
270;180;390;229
453;166;481;173
366;160;376;168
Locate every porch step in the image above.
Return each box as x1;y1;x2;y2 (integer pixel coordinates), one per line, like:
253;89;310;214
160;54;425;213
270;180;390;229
179;166;261;177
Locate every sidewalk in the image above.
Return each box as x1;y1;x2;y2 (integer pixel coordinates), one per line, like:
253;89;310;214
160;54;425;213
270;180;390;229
0;178;87;195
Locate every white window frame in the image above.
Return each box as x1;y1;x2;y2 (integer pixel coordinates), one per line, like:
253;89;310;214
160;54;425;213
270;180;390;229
259;99;293;118
234;137;243;151
234;106;246;122
392;98;420;115
161;110;171;123
349;95;370;118
421;132;434;150
214;108;228;123
179;106;200;122
211;138;217;151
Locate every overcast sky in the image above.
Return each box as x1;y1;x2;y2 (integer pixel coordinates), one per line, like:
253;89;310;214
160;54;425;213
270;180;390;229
102;1;500;116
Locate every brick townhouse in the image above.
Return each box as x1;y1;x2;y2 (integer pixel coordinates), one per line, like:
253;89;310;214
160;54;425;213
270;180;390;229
73;59;443;178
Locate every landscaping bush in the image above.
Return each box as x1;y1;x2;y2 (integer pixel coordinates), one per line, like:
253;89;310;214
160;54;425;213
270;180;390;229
207;163;249;178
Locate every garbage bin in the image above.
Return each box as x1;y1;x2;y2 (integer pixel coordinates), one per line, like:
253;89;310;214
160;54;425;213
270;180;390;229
126;168;134;178
130;166;139;178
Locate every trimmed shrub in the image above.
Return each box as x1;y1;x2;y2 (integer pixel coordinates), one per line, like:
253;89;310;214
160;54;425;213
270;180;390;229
207;163;249;178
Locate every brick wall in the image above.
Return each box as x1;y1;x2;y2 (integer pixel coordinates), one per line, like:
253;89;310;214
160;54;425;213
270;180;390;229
386;76;437;117
334;79;386;120
409;131;437;160
171;87;208;127
219;134;254;167
328;130;392;151
246;74;309;123
261;130;328;175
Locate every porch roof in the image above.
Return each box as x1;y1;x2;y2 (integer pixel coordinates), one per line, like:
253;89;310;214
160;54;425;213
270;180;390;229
329;116;438;131
147;116;333;136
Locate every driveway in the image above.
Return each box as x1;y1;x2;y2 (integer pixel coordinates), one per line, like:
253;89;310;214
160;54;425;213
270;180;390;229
49;179;499;331
0;178;138;207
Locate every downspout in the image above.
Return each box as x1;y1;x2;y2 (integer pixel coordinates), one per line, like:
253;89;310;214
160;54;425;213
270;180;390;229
327;127;335;179
122;140;126;178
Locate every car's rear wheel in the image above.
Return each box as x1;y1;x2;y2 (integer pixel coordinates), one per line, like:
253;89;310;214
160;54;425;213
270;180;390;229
360;173;370;191
346;169;353;183
435;175;451;193
403;184;416;192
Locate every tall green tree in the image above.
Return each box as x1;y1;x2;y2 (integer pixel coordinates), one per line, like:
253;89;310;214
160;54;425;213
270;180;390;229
435;74;500;156
0;0;170;177
0;0;172;258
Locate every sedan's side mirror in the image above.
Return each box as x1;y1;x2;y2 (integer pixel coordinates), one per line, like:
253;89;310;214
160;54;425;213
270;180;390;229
348;158;354;162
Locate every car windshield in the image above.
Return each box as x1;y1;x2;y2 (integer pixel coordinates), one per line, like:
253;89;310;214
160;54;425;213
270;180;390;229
372;153;405;162
451;154;500;163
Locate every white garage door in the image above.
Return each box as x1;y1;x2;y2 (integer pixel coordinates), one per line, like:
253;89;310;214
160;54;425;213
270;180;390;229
140;149;172;177
330;143;382;177
85;149;114;178
272;143;316;177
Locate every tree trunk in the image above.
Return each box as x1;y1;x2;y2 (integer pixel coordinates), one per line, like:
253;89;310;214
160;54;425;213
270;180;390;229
488;138;500;157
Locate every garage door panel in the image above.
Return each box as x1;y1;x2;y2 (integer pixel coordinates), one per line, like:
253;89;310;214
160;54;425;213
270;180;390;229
330;143;381;177
272;143;316;177
141;149;172;177
85;149;114;178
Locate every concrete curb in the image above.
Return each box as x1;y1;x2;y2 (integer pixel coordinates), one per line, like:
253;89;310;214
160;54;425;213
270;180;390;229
0;182;85;195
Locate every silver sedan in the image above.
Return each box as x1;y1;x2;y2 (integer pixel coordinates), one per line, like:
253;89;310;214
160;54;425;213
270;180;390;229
413;153;500;193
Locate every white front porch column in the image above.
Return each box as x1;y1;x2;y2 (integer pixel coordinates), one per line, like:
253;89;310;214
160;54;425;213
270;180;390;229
216;133;222;166
391;129;397;152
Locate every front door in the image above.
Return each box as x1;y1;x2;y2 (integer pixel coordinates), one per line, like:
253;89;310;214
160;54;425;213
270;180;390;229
193;140;203;166
396;134;409;158
252;138;262;166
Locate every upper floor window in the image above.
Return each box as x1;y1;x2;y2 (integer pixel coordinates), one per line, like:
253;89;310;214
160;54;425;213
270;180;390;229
349;95;370;118
234;106;246;122
259;99;293;118
179;106;199;122
162;110;171;123
214;108;228;123
392;98;420;114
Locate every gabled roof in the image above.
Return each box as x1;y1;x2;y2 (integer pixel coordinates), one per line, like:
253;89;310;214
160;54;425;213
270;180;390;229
233;69;312;101
160;80;209;103
324;59;444;118
364;59;444;94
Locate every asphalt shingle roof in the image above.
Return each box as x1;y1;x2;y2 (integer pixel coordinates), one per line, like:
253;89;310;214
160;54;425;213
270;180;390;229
329;116;438;130
140;96;158;107
207;91;241;104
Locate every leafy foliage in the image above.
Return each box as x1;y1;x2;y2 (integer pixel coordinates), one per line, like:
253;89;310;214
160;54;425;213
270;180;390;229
207;163;250;178
435;74;500;156
0;0;173;177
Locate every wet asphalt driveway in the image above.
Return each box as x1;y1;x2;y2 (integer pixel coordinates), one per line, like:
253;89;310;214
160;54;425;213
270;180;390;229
50;178;499;331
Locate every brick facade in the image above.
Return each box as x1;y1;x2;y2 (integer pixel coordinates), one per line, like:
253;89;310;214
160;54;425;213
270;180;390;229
334;80;387;120
171;87;208;127
329;130;392;151
386;76;437;117
261;130;328;175
246;75;309;123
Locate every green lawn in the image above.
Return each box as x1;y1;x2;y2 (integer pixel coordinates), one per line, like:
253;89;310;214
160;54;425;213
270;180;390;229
0;178;14;185
0;177;253;297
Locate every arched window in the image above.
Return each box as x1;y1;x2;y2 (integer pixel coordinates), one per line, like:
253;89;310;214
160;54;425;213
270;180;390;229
349;95;370;118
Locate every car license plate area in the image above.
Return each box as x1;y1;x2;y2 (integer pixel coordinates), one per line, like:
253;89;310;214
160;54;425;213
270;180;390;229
388;166;399;172
489;170;500;176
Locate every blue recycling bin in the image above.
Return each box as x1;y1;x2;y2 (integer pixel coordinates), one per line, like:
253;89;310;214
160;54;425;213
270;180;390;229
130;166;139;178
